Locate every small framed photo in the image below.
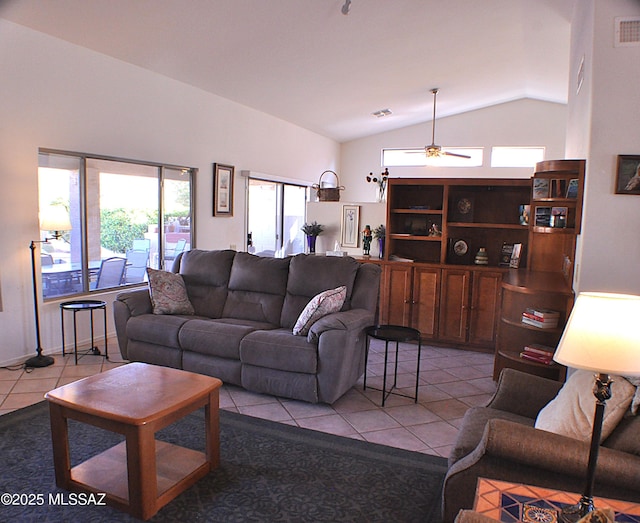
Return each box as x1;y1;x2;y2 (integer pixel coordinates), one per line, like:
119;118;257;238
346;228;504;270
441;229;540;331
532;178;550;200
341;205;360;248
213;163;234;216
615;155;640;194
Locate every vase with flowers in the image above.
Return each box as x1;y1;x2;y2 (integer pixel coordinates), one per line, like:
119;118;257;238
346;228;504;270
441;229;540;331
366;168;389;203
301;221;324;254
373;224;386;259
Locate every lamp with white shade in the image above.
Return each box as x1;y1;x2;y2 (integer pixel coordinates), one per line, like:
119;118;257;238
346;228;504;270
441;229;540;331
553;292;640;522
24;206;72;368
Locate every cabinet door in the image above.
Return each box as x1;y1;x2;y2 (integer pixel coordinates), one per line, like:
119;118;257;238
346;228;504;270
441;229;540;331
468;270;502;347
379;264;413;327
411;267;440;339
438;269;471;343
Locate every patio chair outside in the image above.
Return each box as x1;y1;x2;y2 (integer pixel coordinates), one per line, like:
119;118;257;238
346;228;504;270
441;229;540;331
91;257;126;290
124;249;149;284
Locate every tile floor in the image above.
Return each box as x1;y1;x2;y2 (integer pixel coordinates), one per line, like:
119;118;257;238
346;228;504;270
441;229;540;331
0;338;496;458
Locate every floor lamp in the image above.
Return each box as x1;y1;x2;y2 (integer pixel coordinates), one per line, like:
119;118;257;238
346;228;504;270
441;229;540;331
24;207;71;369
553;292;640;523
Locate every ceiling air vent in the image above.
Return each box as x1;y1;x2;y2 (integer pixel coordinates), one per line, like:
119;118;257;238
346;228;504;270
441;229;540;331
615;17;640;47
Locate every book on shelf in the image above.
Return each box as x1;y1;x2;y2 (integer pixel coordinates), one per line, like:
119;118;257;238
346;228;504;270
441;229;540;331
522;312;559;324
389;254;414;262
509;243;523;268
521;316;559;329
523;343;556;357
520;351;554;365
524;308;560;320
499;242;514;267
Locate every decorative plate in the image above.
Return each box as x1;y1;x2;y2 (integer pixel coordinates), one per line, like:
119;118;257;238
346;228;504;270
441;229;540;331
453;239;468;256
457;198;472;214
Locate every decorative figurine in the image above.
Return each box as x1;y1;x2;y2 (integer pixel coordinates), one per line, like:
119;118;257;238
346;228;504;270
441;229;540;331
362;225;372;256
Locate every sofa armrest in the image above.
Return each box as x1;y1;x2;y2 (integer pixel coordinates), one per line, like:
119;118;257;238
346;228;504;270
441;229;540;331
481;418;640;487
307;308;374;344
113;289;152;359
486;368;563;418
442;418;640;522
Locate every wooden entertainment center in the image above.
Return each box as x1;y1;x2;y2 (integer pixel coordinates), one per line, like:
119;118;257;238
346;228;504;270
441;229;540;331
370;159;585;381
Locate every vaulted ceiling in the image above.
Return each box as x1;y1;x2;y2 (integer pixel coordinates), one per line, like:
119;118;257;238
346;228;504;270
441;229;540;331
0;0;576;142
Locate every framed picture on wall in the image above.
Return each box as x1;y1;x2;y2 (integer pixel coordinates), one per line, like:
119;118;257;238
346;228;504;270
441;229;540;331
213;163;234;216
615;155;640;194
341;205;360;248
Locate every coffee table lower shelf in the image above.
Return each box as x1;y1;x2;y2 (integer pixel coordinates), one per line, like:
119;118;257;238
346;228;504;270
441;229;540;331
70;440;209;510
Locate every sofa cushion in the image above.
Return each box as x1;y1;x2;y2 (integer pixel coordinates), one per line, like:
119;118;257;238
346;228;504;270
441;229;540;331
178;249;236;318
126;313;192;349
449;406;535;466
293;286;347;336
280;254;358;329
147;268;194;315
223;253;290;325
240;329;319;374
535;370;636;442
179;318;272;359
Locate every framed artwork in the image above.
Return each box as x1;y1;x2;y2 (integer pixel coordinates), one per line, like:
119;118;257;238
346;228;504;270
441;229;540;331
341;205;360;248
213;163;234;216
615;155;640;194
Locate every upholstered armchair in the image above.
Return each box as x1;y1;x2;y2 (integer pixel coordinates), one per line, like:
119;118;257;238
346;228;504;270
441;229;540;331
441;369;640;523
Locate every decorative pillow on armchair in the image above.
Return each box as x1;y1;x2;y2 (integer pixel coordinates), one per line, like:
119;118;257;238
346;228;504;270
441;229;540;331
147;267;195;315
293;286;346;336
535;370;636;442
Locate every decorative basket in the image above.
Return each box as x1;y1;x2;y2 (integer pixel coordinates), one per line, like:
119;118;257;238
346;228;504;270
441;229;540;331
312;170;345;202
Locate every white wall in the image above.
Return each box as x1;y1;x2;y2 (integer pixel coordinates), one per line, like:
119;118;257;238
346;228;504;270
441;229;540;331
339;99;568;203
566;0;640;294
0;20;339;365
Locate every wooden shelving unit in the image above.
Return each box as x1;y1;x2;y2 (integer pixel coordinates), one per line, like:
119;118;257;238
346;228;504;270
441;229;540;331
494;159;586;381
380;162;585;371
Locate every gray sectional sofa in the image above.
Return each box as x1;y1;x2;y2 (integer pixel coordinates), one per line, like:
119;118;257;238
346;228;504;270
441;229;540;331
114;249;381;404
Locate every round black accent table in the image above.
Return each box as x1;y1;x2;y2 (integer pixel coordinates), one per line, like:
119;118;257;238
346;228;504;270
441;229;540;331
364;325;422;406
60;300;109;365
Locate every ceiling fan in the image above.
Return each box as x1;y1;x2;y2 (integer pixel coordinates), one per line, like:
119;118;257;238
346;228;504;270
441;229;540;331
412;89;471;159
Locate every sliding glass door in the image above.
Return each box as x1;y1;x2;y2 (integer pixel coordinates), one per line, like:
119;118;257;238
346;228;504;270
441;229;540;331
247;178;307;257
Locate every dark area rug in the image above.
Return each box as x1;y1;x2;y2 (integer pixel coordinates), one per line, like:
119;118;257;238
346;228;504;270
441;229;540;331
0;401;447;522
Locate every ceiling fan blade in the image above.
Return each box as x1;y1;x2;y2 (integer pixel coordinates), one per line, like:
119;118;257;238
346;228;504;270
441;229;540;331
443;151;472;159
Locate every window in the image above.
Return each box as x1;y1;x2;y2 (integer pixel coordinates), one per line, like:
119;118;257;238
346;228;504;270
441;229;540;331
491;147;545;167
382;148;483;167
38;150;194;300
247;178;308;257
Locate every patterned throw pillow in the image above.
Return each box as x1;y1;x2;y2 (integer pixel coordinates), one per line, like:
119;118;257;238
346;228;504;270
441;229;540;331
147;267;195;315
293;286;347;336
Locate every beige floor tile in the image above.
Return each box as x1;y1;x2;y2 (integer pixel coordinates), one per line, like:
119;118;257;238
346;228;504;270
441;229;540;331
361;426;429;452
424;398;470;420
408;420;459;448
341;409;401;433
61;364;103;377
20;365;64;380
237;402;293;422
0;381;15;395
296;414;358;437
0;392;47;410
0;368;24;380
12;378;59;394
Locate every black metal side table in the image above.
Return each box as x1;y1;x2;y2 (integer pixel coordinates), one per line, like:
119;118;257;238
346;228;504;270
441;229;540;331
364;325;422;406
60;300;109;365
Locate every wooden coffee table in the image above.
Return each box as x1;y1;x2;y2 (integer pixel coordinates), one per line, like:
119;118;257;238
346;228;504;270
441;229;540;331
45;362;222;520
